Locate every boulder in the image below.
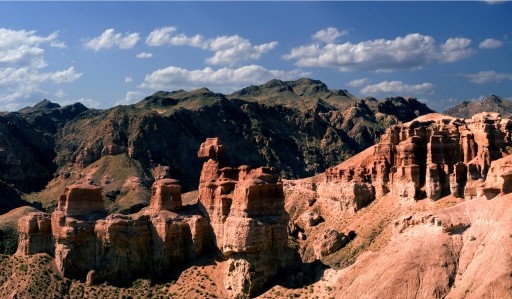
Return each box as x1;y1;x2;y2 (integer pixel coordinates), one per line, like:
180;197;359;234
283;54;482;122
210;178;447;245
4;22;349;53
16;212;53;256
149;178;182;212
197;137;225;159
314;229;347;258
57;184;105;218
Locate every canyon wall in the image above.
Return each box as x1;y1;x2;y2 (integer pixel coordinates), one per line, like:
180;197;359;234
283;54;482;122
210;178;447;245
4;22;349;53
298;113;512;218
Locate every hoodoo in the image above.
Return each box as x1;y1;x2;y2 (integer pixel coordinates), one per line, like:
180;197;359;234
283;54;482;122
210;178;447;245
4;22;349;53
16;138;292;298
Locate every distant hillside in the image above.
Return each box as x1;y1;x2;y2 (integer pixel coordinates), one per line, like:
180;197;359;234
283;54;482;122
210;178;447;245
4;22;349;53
444;94;512;118
49;79;432;200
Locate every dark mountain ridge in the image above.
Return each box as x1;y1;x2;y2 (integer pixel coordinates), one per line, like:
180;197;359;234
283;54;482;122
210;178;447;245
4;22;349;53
1;78;435;213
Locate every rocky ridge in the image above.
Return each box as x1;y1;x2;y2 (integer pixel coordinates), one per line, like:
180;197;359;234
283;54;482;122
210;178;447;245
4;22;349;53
292;112;511;213
444;94;512;119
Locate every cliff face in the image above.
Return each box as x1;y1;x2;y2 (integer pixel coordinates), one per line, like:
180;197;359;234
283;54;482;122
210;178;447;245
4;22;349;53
318;112;511;207
17;181;209;284
284;112;512;263
16;138;292;298
197;138;293;297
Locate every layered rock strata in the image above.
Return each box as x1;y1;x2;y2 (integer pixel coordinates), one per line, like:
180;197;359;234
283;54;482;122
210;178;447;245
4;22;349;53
17;137;292;297
314;113;512;213
17;180;209;283
198;137;293;298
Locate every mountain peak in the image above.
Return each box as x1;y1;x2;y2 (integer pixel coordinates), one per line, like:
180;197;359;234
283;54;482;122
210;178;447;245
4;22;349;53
482;94;502;104
444;94;511;118
19;99;61;114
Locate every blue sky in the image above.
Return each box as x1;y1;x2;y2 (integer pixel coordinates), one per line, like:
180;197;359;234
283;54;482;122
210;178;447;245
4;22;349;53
0;1;511;112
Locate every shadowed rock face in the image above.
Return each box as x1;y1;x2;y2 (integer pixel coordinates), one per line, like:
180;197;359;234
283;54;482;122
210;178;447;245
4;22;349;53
444;94;512;119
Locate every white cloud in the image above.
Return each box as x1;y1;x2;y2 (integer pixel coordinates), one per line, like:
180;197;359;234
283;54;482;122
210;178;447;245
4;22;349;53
440;38;474;62
346;78;370;88
0;28;62;68
0;28;80;110
0;66;81;86
139;64;309;92
484;0;506;4
146;26;206;48
360;80;434;95
312;27;347;43
84;28;140;51
50;41;67;49
54;89;67;98
284;33;475;72
124;76;133;83
0;102;25;111
479;38;503;49
116;91;146;106
136;52;153;59
145;27;277;66
463;70;512;84
205;35;278;66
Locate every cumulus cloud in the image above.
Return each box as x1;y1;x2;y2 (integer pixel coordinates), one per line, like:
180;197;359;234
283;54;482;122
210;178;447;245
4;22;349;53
312;27;347;43
346;78;370;88
139;64;309;92
136;52;153;59
116;91;146;106
124;76;133;83
84;28;140;51
0;28;81;109
360;80;434;95
479;38;503;49
284;33;475;72
463;70;512;84
145;27;277;66
146;27;205;48
205;36;278;66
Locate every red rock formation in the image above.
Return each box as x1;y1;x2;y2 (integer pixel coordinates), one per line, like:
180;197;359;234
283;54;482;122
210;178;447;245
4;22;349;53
198;137;225;159
17;138;289;297
20;180;209;284
149;178;182;213
197;138;293;297
314;229;347;258
56;184;105;217
322;113;511;204
16;212;53;256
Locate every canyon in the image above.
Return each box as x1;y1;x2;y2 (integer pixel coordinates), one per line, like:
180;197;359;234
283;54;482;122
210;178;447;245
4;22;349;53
0;80;511;298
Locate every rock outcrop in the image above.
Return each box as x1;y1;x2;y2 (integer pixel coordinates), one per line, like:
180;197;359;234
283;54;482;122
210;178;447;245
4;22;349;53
18;180;209;283
16;212;53;256
17;137;291;297
197;137;293;298
314;229;348;258
316;113;512;209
